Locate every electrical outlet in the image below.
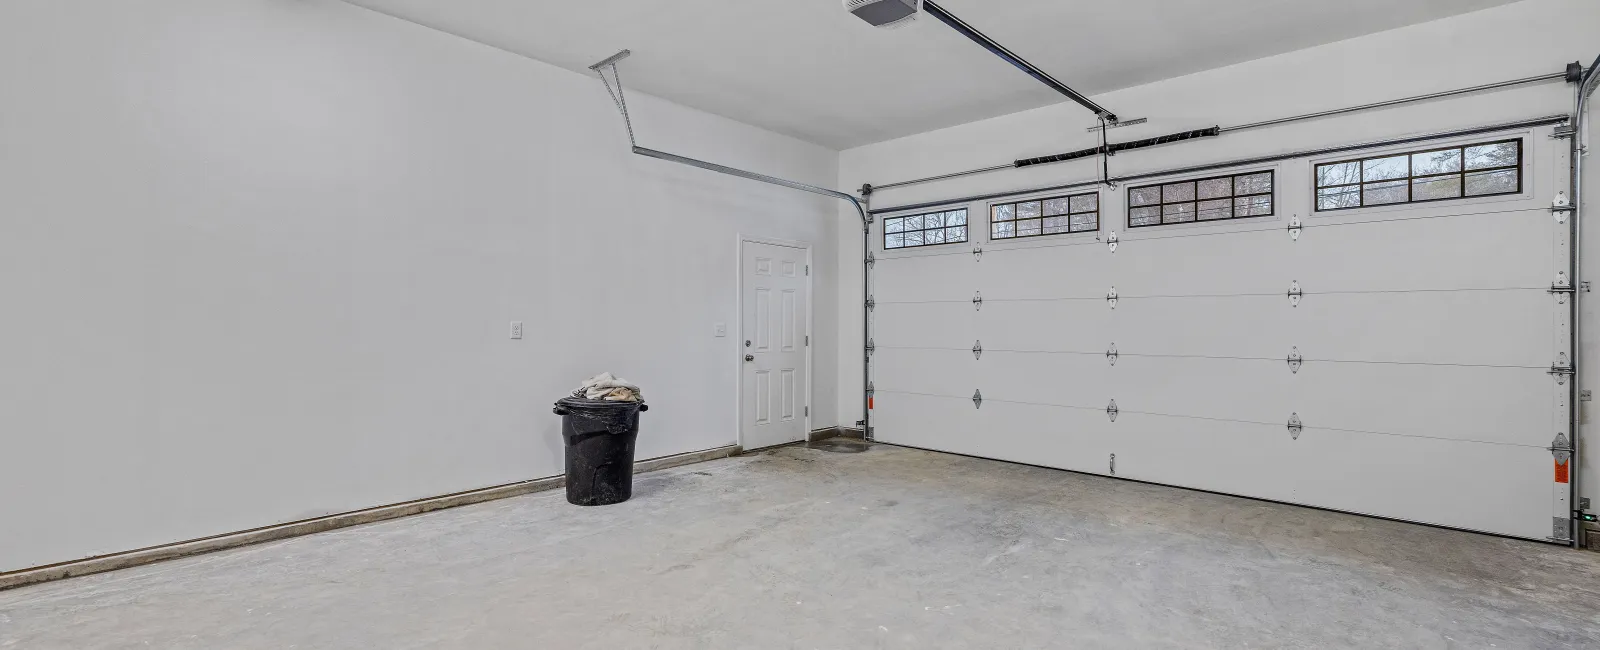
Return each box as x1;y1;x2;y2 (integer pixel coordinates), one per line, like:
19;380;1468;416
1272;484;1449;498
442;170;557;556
713;322;727;338
510;321;523;340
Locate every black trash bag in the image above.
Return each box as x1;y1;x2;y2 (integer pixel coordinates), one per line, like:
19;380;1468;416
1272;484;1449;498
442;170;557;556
553;397;649;506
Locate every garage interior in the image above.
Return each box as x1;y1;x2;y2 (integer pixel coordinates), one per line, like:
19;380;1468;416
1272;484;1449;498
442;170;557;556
4;0;1600;647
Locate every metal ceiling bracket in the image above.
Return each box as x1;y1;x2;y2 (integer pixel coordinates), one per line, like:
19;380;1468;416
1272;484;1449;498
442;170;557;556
1288;281;1302;307
1288;413;1303;440
972;389;984;409
1288;347;1303;374
1552;124;1577;139
1552;433;1573;464
1288;215;1302;241
1107;343;1119;366
973;291;984;311
1552;271;1575;304
1106;231;1119;253
1107;399;1119;422
972;340;983;360
973;246;984;261
1551;352;1575;385
1107;286;1119;310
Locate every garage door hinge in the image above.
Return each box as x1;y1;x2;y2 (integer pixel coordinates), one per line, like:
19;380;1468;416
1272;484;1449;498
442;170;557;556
1553;191;1573;224
1287;347;1303;374
1107;399;1119;422
1551;271;1575;303
973;246;983;261
865;251;875;267
1549;353;1574;384
865;338;875;356
1107;343;1119;366
972;340;983;360
866;381;875;397
1551;433;1573;463
1109;453;1116;476
866;296;875;312
1288;281;1302;307
972;389;983;409
1288;413;1303;440
1106;232;1119;253
973;291;983;311
1107;286;1118;309
1288;215;1302;241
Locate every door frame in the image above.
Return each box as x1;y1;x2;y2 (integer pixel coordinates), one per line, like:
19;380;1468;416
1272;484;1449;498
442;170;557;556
735;234;814;449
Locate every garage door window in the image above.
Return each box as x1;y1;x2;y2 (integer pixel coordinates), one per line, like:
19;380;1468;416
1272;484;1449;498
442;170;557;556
1314;139;1521;211
1127;171;1274;228
990;192;1099;239
884;209;969;250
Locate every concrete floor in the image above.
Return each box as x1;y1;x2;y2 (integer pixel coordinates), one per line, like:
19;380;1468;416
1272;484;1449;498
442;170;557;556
4;443;1600;649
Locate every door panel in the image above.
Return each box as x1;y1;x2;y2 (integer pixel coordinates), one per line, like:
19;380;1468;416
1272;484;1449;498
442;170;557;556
742;241;809;450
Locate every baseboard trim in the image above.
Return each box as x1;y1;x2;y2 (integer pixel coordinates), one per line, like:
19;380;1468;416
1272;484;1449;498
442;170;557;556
807;426;866;442
0;444;742;591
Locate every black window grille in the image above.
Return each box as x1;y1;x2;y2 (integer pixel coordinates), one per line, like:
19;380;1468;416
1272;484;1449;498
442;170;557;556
1314;139;1521;211
884;209;969;250
990;192;1099;239
1127;171;1274;228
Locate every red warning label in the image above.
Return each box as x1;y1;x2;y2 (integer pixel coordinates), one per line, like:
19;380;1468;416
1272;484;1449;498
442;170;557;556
1556;460;1571;484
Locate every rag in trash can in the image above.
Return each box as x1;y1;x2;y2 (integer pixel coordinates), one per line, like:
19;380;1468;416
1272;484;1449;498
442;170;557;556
553;397;648;506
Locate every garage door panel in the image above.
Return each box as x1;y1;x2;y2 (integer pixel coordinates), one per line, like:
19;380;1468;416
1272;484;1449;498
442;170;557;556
1110;414;1297;503
876;253;976;302
1295;208;1550;289
977;242;1110;299
979;400;1112;475
875;348;975;399
1288;362;1550;446
871;392;977;452
875;302;973;349
1118;229;1291;295
1112;298;1296;358
977;300;1112;352
977;351;1113;409
1113;357;1293;425
1292;291;1550;366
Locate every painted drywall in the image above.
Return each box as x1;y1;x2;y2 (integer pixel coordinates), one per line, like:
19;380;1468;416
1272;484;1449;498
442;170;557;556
838;0;1600;509
0;0;839;573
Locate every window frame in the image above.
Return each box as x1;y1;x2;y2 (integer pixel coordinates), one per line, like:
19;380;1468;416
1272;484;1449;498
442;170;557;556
1312;138;1523;212
882;208;970;251
1125;170;1276;229
987;191;1101;241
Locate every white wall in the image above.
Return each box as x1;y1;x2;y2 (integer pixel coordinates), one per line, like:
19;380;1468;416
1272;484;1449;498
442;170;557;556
0;0;839;573
838;0;1600;508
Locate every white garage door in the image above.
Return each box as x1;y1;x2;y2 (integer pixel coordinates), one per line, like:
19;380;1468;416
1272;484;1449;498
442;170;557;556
870;124;1573;541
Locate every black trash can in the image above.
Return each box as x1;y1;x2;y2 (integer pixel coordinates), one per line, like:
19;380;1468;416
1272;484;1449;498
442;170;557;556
553;397;648;506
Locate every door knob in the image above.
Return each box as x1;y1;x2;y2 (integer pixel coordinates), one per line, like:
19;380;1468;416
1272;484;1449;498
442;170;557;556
745;355;755;362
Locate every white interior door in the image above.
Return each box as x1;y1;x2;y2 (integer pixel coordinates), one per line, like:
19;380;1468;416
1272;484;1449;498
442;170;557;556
741;240;809;450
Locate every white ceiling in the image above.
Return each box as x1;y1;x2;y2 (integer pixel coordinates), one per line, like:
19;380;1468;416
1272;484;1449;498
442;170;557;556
344;0;1520;149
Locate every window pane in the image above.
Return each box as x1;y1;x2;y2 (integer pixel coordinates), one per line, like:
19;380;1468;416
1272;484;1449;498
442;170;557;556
1070;212;1098;232
1464;169;1518;196
1235;172;1273;195
1197;198;1232;220
1042;197;1071;216
1363;180;1407;205
885;217;904;233
1016;218;1043;236
1017;201;1042;219
1163;182;1196;203
992;204;1014;222
1042;216;1070;234
947;225;968;242
885;233;905;249
903;230;924;246
1412;175;1462;201
1129;187;1161;206
1316;186;1361;210
924;212;945;228
1316;162;1360;187
1070;194;1098;213
925;228;946;244
948;210;967;226
1412;149;1461;175
1163;202;1196;223
904;214;924;230
1197;178;1231;200
1236;195;1272;217
1130;206;1161;227
1464;141;1518;170
1363;155;1409;182
992;221;1014;238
